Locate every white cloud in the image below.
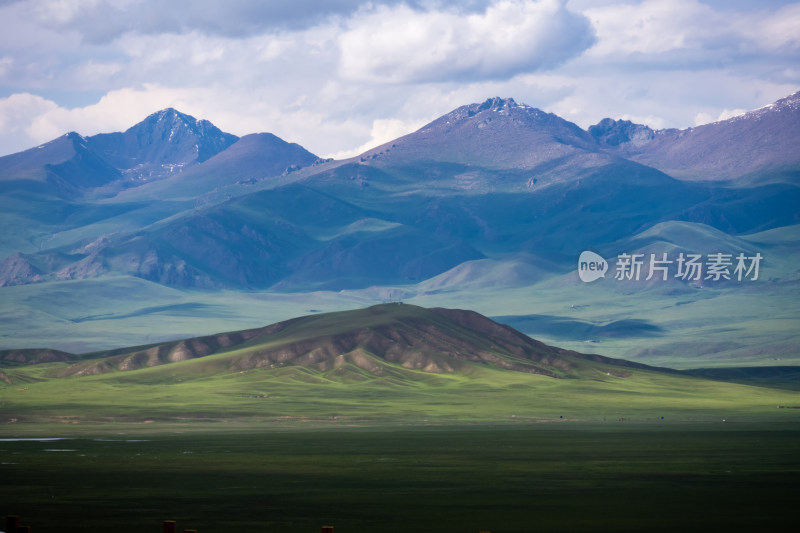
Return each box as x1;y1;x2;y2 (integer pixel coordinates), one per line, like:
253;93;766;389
327;117;430;159
338;0;594;83
584;0;717;57
693;108;747;126
536;67;798;132
32;0;95;25
111;25;335;91
74;59;124;82
0;93;59;154
26;0;396;42
583;0;800;63
739;3;800;52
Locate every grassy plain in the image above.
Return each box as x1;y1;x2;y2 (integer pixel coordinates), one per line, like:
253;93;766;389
1;285;798;531
3;352;800;532
2;423;800;533
3;351;799;425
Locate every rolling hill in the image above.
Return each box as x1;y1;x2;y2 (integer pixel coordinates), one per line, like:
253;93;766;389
3;304;799;429
3;304;658;382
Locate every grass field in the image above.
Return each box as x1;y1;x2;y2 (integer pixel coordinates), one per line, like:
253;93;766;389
3;349;799;425
3;349;800;532
2;423;799;532
2;300;799;532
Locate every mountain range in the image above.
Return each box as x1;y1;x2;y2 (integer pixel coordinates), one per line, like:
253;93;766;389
0;91;798;367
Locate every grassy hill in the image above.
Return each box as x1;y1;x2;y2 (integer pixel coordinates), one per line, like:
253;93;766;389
2;304;798;428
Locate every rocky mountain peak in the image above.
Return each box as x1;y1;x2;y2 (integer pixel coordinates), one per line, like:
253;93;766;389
588;118;655;147
476;96;519;112
87;108;239;177
128;108;237;156
140;108;222;139
432;96;530;125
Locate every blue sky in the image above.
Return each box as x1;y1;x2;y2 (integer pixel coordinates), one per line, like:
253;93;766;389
0;0;798;158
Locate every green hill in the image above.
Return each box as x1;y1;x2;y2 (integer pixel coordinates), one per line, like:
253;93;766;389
1;304;797;428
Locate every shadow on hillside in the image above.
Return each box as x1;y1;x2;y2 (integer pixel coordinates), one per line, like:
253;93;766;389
494;314;665;340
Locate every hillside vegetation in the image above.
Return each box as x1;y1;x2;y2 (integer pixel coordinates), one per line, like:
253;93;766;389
2;305;798;428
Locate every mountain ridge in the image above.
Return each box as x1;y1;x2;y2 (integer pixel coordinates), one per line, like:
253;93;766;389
592;90;800;181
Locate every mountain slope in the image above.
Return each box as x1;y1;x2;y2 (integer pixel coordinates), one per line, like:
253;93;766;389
0;109;324;283
0;132;122;198
0;348;76;366
4;305;797;434
594;91;800;182
114;132;320;201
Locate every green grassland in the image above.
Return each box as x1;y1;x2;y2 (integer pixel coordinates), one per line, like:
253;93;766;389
2;424;800;532
3;306;800;532
3;326;800;426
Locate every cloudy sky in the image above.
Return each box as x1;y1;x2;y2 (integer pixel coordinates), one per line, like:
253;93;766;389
1;0;798;158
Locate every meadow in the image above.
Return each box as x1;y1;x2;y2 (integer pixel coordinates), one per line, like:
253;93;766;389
2;422;800;532
2;300;799;532
3;349;800;532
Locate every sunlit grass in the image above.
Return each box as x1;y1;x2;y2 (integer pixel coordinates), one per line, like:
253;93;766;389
4;349;799;428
